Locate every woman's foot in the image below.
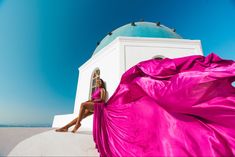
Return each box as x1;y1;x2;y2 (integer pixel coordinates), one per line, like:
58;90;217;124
55;127;68;132
71;123;81;133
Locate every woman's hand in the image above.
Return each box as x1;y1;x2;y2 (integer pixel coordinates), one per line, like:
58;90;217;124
93;99;102;102
87;99;93;102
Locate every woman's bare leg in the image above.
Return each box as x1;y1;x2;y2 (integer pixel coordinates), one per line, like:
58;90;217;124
72;102;94;133
82;109;93;119
55;109;92;132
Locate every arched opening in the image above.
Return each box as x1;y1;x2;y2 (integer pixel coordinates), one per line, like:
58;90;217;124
152;55;165;60
89;68;100;99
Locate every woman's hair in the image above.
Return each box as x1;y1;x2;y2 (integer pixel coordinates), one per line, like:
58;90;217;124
99;78;106;90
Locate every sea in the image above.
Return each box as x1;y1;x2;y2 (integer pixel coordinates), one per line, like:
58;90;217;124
0;124;51;127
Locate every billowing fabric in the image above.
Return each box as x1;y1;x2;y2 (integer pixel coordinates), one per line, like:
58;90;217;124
92;53;235;157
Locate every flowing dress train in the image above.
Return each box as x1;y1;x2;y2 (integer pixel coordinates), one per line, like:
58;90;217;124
93;53;235;157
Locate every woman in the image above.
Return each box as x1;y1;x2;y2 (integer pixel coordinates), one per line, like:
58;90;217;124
55;78;106;133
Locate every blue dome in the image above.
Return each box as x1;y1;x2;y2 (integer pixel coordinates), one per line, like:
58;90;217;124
93;22;182;55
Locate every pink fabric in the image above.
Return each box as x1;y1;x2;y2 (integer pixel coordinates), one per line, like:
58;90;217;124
92;88;102;100
92;53;235;157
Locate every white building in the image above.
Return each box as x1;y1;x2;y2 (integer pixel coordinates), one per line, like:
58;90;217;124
52;21;203;130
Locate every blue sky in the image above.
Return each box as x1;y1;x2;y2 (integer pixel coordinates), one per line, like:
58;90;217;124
0;0;235;126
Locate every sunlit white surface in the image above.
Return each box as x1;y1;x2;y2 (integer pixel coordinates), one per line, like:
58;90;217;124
8;128;99;156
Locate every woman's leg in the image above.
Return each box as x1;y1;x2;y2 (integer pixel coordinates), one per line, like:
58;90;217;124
55;109;92;132
82;109;93;119
72;101;94;133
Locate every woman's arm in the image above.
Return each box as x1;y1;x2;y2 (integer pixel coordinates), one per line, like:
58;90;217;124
100;88;106;102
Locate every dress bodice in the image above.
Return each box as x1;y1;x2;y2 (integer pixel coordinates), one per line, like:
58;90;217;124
91;88;102;101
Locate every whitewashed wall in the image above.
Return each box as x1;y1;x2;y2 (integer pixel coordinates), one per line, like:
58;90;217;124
53;36;203;129
74;41;121;114
118;37;203;71
53;39;122;129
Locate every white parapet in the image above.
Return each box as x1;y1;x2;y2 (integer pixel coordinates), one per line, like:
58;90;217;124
52;113;93;131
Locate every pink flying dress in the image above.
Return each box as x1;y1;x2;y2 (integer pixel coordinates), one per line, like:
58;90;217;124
92;53;235;157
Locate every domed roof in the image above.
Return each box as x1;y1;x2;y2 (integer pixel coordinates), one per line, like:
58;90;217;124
93;21;182;55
